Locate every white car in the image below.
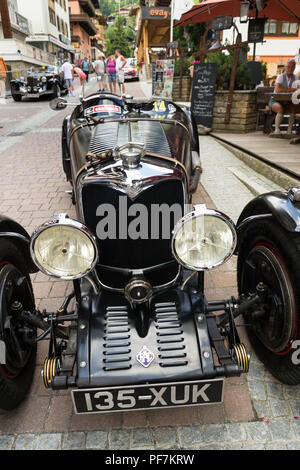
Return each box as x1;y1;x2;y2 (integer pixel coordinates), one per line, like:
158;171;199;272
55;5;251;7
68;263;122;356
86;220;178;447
124;58;139;81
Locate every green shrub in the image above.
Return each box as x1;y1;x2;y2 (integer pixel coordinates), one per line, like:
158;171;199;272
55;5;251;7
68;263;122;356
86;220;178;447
174;57;194;77
205;50;253;90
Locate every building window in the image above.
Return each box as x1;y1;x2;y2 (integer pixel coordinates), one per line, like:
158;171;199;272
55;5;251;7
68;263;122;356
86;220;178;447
49;7;56;26
264;20;298;36
264;20;277;35
281;22;298;35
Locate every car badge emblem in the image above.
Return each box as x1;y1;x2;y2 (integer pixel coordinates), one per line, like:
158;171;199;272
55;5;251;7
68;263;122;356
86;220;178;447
137;345;155;368
126;182;142;200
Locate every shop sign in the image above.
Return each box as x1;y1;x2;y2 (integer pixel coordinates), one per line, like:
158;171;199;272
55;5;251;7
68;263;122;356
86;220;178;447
142;6;171;20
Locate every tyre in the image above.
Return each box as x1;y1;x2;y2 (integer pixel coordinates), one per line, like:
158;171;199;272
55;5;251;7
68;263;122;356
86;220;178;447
237;218;300;384
0;239;36;412
12;94;22;102
52;83;61;99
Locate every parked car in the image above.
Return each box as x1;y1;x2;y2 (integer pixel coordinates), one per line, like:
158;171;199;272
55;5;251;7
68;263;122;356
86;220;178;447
124;57;139;81
10;65;68;101
1;91;300;414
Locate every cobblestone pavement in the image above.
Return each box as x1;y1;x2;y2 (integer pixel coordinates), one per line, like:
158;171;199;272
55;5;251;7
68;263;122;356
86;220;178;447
0;77;300;450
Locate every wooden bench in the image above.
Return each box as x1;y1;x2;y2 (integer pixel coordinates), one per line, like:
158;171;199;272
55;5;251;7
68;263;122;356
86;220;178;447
256;86;300;134
256;86;275;133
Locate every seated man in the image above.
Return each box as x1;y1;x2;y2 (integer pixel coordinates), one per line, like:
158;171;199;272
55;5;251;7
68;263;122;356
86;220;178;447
269;59;300;136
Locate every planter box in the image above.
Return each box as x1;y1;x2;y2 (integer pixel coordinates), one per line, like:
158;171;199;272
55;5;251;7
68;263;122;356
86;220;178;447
211;90;257;133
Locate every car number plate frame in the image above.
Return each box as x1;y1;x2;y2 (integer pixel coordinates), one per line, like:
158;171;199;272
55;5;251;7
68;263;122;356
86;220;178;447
72;378;224;414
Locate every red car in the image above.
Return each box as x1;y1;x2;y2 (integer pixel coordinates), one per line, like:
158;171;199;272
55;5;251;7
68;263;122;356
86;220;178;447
124;57;139;81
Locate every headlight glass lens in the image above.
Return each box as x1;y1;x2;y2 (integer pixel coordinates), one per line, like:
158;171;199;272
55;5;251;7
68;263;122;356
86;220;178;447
31;223;97;279
172;211;236;270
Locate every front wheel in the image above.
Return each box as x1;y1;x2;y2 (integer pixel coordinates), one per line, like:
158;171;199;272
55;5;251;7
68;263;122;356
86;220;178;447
52;83;61;99
0;240;36;412
237;218;300;384
12;94;22;102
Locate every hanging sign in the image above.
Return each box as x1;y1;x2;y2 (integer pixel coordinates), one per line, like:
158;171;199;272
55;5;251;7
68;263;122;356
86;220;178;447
248;18;265;43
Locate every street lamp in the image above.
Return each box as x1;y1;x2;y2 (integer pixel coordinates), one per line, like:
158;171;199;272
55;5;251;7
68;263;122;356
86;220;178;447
240;0;250;23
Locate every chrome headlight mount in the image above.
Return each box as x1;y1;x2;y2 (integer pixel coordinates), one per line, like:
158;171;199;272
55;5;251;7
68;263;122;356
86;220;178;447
30;214;98;280
172;205;237;271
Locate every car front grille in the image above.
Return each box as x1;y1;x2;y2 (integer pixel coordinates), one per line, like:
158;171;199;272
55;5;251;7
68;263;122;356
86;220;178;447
82;178;184;288
27;76;38;87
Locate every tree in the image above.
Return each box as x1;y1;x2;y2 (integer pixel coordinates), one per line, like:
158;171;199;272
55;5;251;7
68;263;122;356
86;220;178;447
174;23;206;56
105;15;133;57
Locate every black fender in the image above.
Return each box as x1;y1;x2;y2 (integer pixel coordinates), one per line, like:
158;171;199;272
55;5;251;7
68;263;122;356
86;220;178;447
0;215;38;273
52;78;63;90
235;190;300;252
10;79;21;90
62;114;72;182
183;107;200;153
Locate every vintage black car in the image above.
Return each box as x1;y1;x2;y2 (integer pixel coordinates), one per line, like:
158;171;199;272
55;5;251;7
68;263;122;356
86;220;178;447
1;91;300;414
10;65;68;102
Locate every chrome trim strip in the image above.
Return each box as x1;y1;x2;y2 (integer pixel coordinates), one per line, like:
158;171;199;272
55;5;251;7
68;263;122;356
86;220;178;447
93;265;182;295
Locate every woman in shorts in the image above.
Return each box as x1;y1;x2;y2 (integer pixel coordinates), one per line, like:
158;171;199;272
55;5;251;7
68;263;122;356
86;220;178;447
106;54;116;94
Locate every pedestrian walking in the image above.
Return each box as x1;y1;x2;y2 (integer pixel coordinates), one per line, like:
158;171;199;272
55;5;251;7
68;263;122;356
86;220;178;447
106;54;117;94
61;58;75;96
115;49;127;95
81;56;90;82
94;55;106;91
74;66;86;96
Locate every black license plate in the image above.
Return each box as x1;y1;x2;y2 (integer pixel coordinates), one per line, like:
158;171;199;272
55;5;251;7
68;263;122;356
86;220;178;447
72;379;224;414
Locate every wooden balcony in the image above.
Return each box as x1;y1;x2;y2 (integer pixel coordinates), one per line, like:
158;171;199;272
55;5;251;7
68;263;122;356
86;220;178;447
70;13;98;36
78;0;95;17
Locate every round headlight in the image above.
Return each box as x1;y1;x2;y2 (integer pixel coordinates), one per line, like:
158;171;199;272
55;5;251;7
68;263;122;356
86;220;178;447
30;215;98;280
172;207;236;271
42;76;47;83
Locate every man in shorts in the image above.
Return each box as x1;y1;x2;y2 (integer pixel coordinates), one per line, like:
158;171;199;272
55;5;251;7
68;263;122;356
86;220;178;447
269;59;300;136
81;56;90;82
115;49;127;95
94;55;106;91
61;58;75;96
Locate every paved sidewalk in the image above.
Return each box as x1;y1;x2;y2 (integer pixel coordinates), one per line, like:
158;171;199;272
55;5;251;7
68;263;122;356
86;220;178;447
211;132;300;181
0;78;300;450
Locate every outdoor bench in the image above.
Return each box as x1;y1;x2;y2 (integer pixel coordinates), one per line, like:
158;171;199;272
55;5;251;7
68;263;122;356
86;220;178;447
256;86;300;134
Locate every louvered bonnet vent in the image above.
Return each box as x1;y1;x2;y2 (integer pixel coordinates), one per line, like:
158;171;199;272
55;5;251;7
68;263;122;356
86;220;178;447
88;121;172;158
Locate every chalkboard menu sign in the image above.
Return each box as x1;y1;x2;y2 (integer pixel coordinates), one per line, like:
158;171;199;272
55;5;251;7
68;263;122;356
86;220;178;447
191;63;218;128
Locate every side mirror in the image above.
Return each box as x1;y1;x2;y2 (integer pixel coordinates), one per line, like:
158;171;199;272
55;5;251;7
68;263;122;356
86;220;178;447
50;97;68;111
